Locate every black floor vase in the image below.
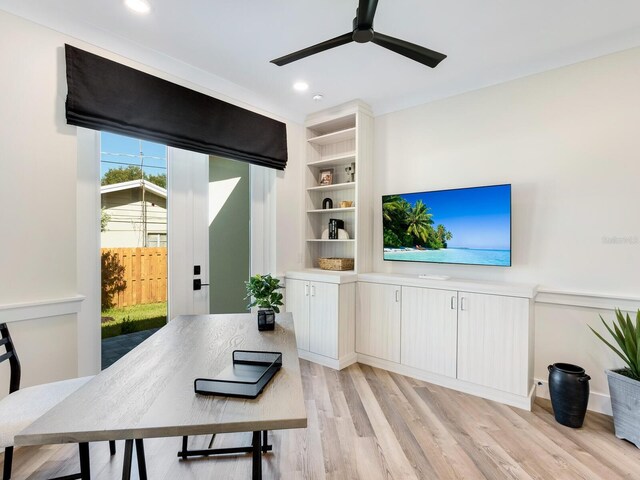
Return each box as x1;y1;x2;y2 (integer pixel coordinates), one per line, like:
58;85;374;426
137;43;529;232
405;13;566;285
548;363;591;428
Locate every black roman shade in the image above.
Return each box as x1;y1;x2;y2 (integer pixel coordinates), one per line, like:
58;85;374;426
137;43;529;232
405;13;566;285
65;45;287;170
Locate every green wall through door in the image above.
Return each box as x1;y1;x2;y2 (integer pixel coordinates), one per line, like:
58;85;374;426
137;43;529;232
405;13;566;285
209;156;250;313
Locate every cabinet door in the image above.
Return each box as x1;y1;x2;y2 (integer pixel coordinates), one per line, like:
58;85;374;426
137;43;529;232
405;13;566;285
285;279;310;351
356;282;401;362
401;287;458;378
308;281;339;359
457;292;529;396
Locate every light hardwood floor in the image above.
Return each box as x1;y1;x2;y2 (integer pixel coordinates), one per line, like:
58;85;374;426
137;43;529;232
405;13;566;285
4;361;640;479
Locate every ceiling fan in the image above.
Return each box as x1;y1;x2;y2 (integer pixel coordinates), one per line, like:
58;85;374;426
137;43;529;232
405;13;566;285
270;0;447;68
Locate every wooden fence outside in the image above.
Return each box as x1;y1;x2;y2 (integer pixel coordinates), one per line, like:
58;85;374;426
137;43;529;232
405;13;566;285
102;247;167;308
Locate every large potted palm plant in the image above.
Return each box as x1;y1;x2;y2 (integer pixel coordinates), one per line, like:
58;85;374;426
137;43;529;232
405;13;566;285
589;308;640;448
245;274;283;331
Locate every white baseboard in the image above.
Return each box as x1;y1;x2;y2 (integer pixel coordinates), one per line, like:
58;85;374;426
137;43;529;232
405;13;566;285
534;378;612;416
356;353;534;411
298;350;357;370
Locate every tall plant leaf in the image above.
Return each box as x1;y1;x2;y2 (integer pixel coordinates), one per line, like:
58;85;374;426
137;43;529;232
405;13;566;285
590;309;640;380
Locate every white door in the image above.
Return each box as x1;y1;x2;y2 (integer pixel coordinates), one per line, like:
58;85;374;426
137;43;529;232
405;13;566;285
285;279;310;351
356;282;401;362
167;148;210;319
401;287;458;377
456;292;530;395
308;281;339;359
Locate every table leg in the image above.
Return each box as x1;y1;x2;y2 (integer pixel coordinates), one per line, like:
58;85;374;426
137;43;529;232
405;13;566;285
122;439;133;480
109;440;116;456
252;431;262;480
78;443;90;480
262;431;268;453
135;439;148;480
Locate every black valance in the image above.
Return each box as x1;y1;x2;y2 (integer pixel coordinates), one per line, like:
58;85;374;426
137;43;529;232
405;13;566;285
65;45;287;170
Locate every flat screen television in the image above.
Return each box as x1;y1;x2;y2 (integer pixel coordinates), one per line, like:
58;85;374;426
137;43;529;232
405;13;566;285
382;184;511;267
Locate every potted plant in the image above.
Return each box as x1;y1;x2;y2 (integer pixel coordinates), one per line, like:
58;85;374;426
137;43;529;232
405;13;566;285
589;308;640;448
245;274;283;331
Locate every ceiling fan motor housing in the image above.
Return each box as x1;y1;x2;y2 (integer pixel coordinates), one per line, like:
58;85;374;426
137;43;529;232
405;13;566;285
352;15;374;43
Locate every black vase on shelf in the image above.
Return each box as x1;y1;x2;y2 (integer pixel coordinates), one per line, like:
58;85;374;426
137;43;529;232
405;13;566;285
548;363;591;428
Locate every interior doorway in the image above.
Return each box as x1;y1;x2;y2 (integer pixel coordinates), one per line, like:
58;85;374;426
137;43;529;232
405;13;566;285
208;156;251;314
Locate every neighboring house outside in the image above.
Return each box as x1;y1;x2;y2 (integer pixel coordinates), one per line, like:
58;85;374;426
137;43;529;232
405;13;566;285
101;180;167;247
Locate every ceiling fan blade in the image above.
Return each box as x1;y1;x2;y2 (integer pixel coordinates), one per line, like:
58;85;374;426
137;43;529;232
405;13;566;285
372;32;447;68
271;32;354;66
357;0;379;28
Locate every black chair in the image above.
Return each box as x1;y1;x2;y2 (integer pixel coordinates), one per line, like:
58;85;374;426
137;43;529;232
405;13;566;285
0;322;115;479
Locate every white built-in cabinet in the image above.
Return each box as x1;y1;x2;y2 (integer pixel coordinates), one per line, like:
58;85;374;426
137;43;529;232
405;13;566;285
355;274;536;410
285;273;356;369
456;292;530;396
355;282;401;363
401;286;458;378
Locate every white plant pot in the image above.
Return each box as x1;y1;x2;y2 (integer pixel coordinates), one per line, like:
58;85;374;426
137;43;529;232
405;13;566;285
606;369;640;448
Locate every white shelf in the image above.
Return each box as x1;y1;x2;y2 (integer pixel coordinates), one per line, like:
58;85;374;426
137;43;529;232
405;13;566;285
307;182;355;192
306;239;355;243
307;207;355;214
307;128;356;146
307;152;356;168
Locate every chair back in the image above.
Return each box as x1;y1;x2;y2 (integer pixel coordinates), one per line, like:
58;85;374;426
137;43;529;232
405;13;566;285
0;323;21;393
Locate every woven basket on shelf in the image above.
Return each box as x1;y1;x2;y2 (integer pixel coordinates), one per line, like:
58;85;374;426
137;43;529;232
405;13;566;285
318;257;354;271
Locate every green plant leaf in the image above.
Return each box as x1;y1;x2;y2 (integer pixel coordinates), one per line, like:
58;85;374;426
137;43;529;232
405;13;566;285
591;310;640;379
590;324;629;365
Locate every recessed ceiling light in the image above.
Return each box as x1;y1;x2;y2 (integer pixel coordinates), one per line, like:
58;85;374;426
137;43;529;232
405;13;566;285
124;0;151;14
293;81;309;92
312;94;324;101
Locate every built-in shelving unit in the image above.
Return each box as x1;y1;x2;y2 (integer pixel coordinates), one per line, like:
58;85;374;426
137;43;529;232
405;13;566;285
307;127;356;145
306;182;355;192
300;101;374;273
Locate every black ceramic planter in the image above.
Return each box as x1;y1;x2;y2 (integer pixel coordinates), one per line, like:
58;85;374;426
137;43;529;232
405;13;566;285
548;363;591;428
257;309;275;331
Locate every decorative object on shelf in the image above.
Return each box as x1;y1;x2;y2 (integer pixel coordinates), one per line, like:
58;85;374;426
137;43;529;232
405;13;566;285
590;308;640;447
318;257;354;271
547;363;591;428
339;200;353;208
319;168;333;186
345;162;356;182
244;274;283;331
328;218;344;239
322;197;333;209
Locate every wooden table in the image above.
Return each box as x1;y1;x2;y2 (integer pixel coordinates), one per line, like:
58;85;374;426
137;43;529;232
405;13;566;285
16;313;307;479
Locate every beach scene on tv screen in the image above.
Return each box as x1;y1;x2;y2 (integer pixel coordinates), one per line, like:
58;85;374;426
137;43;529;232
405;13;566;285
382;185;511;266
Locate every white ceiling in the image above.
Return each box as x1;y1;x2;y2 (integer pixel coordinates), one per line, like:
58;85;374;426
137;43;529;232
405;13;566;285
2;0;640;122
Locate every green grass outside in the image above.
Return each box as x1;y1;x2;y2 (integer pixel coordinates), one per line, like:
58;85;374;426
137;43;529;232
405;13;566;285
101;302;167;339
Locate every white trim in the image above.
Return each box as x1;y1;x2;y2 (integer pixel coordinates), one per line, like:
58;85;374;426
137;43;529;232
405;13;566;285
356;353;535;411
535;378;612;416
0;295;85;323
76;127;102;376
535;288;640;312
297;350;358;370
250;165;276;275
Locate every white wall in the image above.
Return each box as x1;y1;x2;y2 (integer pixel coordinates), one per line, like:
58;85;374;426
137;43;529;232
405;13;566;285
0;10;304;390
372;47;640;413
